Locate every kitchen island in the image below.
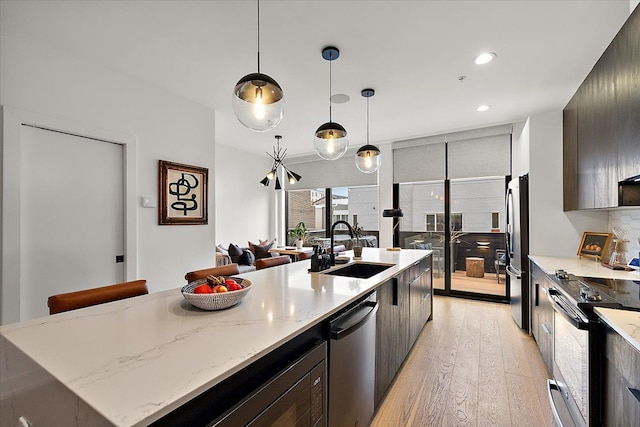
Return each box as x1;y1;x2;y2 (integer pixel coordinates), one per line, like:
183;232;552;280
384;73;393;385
1;248;431;427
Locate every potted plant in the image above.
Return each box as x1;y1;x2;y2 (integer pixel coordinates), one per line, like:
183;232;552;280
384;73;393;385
352;222;365;258
440;228;467;272
289;222;307;249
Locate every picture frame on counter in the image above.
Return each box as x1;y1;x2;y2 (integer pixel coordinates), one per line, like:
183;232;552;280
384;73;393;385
159;160;208;225
577;231;612;260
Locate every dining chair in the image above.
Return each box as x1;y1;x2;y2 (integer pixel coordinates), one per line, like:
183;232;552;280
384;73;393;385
47;279;149;315
495;249;507;283
185;264;241;283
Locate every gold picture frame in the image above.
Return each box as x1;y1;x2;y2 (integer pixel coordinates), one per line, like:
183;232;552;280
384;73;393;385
159;160;208;225
577;232;612;260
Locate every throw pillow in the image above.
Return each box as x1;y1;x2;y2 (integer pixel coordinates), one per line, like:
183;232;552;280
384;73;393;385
253;242;274;259
228;243;243;263
239;249;255;266
216;244;229;256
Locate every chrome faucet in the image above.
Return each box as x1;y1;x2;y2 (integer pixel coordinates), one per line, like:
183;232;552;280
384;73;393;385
330;220;354;265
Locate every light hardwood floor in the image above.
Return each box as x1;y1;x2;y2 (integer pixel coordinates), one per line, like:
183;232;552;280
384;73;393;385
371;295;556;427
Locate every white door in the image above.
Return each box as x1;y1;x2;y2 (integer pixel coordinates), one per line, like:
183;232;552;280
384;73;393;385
20;125;125;320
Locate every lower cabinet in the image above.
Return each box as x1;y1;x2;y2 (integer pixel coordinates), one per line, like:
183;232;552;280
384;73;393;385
409;258;432;346
529;260;554;374
375;255;433;407
603;322;640;426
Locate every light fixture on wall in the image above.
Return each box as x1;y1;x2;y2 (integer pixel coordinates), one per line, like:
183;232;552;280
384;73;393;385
232;0;284;132
314;46;349;160
260;135;301;190
355;88;381;173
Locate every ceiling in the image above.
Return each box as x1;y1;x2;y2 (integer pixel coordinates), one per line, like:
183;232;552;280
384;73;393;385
2;1;633;157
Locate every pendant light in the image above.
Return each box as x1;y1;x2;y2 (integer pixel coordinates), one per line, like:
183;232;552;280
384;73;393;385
355;88;381;173
259;135;302;190
314;46;349;160
232;0;284;132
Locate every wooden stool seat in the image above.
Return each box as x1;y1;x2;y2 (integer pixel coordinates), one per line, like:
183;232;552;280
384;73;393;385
48;280;148;315
466;257;485;278
185;264;241;283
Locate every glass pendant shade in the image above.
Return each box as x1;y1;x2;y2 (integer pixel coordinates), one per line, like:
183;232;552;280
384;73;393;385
232;72;284;132
314;121;349;160
355;144;381;173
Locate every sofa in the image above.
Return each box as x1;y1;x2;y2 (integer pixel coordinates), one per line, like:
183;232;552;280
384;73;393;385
216;241;279;274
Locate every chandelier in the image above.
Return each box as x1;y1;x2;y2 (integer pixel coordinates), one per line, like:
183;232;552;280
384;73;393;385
260;135;301;190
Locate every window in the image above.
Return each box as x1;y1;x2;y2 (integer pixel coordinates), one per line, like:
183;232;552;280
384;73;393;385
451;213;463;231
286;188;326;244
425;213;445;232
492;212;500;230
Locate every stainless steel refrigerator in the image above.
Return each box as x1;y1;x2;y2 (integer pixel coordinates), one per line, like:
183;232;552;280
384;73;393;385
506;174;529;330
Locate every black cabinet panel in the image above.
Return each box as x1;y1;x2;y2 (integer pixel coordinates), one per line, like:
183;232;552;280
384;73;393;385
563;7;640;209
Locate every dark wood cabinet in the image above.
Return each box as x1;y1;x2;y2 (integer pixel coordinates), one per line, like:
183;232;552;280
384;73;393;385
563;7;640;210
529;260;554;374
409;257;432;346
375;254;433;407
603;322;640;426
375;278;407;406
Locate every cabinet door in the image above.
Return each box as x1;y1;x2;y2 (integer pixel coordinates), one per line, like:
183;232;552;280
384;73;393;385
604;323;640;426
529;261;553;374
375;279;399;406
409;260;433;346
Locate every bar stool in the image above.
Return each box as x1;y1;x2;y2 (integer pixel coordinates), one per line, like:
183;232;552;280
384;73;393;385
47;280;148;315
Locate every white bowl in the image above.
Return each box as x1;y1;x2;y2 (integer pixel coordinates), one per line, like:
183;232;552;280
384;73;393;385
181;277;252;310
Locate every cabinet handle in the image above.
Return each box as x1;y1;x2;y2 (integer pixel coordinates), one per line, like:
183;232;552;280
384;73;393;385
392;278;398;306
628;387;640;404
541;322;551;335
535;282;539;306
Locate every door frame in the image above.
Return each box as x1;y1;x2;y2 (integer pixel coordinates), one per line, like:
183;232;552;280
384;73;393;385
1;106;138;324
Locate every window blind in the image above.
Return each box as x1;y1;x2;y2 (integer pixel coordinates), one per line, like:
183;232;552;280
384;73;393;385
287;150;378;190
392;124;512;183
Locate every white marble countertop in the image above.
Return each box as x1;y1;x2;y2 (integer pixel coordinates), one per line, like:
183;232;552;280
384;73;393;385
594;307;640;353
0;248;428;427
529;255;640;280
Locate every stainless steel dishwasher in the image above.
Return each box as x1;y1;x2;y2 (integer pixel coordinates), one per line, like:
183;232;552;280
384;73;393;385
328;291;378;427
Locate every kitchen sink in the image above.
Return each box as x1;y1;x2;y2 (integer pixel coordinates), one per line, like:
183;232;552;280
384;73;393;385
323;262;393;279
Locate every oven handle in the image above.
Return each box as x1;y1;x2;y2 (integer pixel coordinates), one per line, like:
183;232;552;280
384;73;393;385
547;379;565;427
548;288;590;329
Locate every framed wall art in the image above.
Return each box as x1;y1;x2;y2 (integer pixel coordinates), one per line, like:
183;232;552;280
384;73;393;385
159;160;208;225
577;231;611;260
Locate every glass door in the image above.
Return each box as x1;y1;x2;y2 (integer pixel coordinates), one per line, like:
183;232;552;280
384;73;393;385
449;177;507;298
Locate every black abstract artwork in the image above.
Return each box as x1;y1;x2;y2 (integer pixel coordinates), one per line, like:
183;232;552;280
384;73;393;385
159;160;208;225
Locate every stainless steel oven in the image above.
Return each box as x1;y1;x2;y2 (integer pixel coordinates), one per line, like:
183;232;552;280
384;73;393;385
548;288;591;427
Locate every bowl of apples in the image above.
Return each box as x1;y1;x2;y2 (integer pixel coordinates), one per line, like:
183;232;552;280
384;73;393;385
181;275;252;310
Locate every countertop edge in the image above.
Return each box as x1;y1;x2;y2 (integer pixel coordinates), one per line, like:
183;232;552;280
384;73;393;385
594;307;640;353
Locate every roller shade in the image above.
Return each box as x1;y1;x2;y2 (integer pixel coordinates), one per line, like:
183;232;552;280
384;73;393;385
393;141;445;183
287;150;378;190
392;124;512;183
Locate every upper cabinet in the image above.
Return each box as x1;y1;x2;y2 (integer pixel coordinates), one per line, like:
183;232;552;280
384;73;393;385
563;7;640;210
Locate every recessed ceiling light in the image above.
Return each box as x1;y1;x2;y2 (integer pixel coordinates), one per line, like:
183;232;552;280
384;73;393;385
474;52;497;65
476;105;491;112
330;94;350;104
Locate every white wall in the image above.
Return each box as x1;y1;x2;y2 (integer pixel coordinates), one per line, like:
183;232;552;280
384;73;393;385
512;119;530;178
214;144;273;249
608;209;640;264
1;16;217;323
528;111;608;257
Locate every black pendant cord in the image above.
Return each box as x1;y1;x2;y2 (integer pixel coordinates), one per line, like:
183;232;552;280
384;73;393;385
366;96;370;144
328;56;332;122
256;0;261;73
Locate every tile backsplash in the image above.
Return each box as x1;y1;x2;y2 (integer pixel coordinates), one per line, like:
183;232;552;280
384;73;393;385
608;209;640;264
